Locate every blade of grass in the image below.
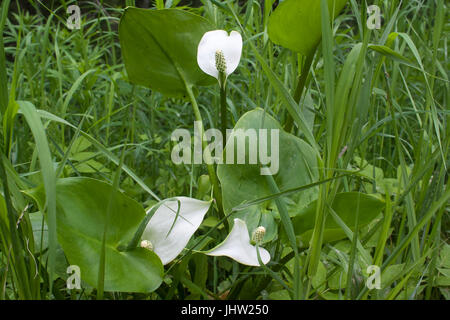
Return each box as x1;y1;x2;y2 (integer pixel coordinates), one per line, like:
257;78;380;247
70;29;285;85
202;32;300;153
357;186;450;299
263;171;302;300
18;101;57;294
0;0;10;114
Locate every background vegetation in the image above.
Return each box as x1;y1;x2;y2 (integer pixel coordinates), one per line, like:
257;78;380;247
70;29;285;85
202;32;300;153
0;0;448;300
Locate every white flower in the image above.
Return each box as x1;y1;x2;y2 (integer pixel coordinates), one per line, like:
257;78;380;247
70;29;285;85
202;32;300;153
206;218;270;266
141;197;211;265
197;30;243;80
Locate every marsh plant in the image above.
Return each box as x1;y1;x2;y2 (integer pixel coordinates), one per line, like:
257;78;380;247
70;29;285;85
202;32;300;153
0;0;448;301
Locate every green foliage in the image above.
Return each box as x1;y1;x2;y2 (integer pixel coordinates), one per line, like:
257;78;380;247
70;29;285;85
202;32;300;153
26;177;164;293
290;192;385;245
119;8;215;96
0;0;447;301
268;0;348;55
218;108;318;242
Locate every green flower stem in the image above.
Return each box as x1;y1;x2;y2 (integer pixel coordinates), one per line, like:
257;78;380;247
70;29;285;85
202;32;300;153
185;84;228;231
219;78;227;140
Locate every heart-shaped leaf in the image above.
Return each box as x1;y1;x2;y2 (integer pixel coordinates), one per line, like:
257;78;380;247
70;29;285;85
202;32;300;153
268;0;348;55
26;177;164;293
290;192;385;246
217;108;318;242
119;8;215;96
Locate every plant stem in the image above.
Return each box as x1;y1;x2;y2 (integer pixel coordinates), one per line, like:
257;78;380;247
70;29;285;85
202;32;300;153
284;52;315;132
220;83;227;140
186;84;228;231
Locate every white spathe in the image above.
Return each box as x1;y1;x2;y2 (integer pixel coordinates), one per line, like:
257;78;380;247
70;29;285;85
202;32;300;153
142;197;211;265
197;30;243;79
206;218;270;266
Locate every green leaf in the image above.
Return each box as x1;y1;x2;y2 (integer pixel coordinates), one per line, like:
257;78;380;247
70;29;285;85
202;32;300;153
439;244;450;269
311;261;327;291
268;290;291;300
29;211;47;253
328;268;347;290
0;193;8;245
26;177;164;293
368;44;414;66
119;8;215;96
268;0;348;55
217;108;318;242
436;272;450;287
291;192;385;246
0;0;10;113
19;101;57;288
381;263;404;289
